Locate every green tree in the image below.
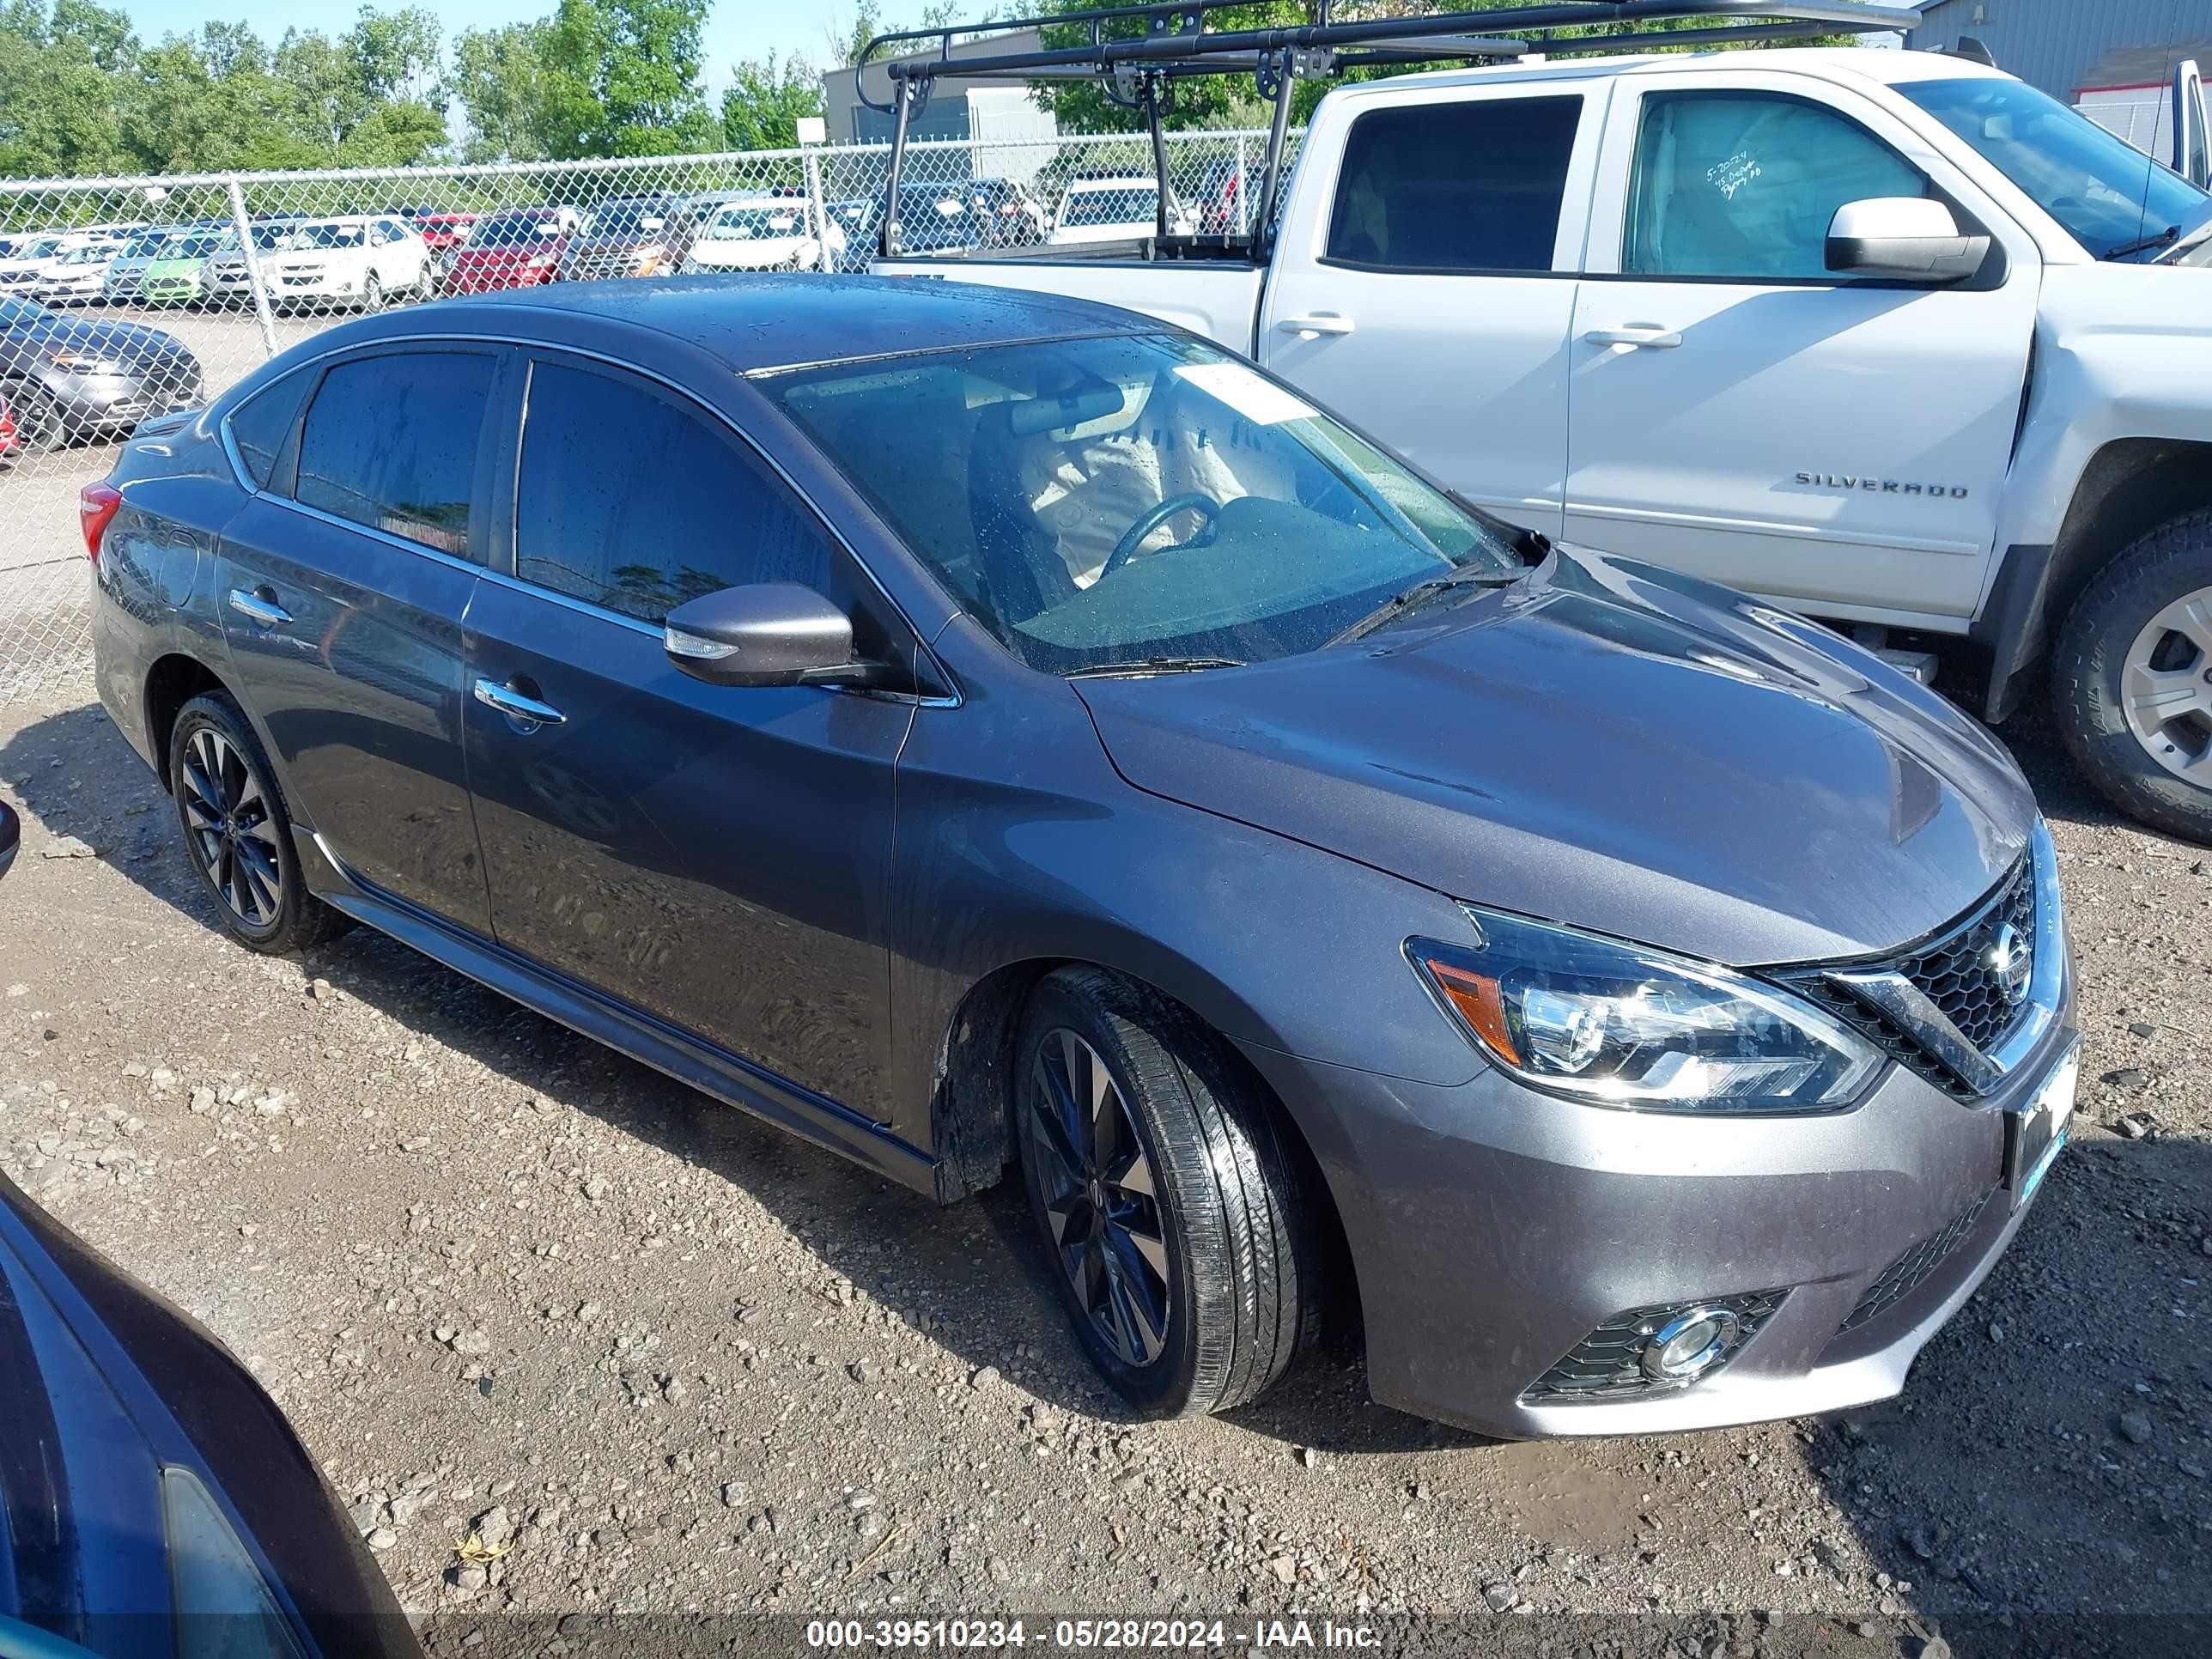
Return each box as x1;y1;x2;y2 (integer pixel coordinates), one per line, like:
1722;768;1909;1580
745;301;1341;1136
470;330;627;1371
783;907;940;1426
453;20;554;161
721;51;822;152
540;0;717;158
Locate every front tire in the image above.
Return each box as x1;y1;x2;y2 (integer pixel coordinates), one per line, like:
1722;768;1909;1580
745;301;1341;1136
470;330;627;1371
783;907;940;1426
5;383;64;454
1013;968;1322;1418
169;693;352;954
361;271;384;311
2053;508;2212;842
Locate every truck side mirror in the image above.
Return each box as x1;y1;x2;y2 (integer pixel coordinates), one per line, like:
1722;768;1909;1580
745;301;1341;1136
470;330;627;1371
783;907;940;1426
1825;198;1989;285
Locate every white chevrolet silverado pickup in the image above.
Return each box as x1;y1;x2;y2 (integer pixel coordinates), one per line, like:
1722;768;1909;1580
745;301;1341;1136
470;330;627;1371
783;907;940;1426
872;19;2212;839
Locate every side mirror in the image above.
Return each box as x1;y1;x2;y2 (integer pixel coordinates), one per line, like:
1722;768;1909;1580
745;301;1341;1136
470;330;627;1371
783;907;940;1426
1826;198;1988;284
663;583;889;690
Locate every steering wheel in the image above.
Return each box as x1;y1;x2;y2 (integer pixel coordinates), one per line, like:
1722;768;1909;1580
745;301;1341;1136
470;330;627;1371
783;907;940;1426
1100;493;1221;579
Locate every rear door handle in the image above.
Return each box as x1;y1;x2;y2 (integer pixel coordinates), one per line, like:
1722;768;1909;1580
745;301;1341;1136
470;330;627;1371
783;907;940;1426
472;677;567;728
1584;325;1683;349
1276;314;1356;337
227;587;292;628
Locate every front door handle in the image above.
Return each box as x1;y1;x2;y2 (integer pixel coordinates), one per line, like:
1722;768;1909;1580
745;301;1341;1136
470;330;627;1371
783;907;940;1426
1584;325;1683;349
1276;313;1357;337
472;677;567;728
227;587;292;629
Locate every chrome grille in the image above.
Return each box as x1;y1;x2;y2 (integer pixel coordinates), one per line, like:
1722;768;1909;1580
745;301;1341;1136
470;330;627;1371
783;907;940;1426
1777;857;2038;1098
1522;1289;1785;1402
1838;1190;1991;1334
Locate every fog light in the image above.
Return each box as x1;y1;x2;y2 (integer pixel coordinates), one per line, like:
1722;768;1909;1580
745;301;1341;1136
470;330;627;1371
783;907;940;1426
1640;1306;1743;1383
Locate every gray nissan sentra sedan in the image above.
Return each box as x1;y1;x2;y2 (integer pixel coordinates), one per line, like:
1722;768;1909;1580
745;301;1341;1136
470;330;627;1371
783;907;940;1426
84;277;2078;1438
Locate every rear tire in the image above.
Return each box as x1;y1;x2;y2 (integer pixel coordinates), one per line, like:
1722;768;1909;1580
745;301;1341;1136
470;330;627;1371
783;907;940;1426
2052;508;2212;842
1012;967;1322;1419
5;383;64;454
169;692;353;954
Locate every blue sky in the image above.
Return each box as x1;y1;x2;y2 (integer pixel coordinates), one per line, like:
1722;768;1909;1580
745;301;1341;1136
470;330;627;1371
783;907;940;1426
117;0;952;91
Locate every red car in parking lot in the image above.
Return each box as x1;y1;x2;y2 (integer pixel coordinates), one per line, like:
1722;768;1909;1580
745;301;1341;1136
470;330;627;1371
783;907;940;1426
439;206;574;294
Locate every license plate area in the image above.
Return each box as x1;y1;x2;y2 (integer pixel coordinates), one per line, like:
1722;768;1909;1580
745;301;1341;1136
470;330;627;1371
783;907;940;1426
2004;1036;2080;1211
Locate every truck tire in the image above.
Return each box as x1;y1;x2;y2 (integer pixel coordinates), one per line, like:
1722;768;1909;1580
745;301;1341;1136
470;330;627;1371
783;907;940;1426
1012;967;1322;1418
2052;507;2212;842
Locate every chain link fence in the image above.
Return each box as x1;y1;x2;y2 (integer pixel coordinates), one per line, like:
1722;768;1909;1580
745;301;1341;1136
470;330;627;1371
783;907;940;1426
0;126;1301;704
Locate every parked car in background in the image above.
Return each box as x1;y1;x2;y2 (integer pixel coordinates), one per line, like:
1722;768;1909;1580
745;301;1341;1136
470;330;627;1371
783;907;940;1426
203;217;305;305
89;277;2075;1441
1190;157;1249;234
264;216;434;310
0;233;93;296
883;183;999;255
441;205;576;294
825;198;885;270
1047;174;1194;246
559;195;691;282
0;1154;421;1657
101;227;184;304
137;231;230;307
0;293;202;452
413;211;477;264
969;177;1049;246
682;196;846;273
30;237;129;305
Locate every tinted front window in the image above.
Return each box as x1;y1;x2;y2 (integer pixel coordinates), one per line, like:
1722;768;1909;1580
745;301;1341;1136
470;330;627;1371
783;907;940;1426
225;368;312;489
474;212;564;246
1900;76;2212;260
770;333;1522;674
1328;96;1581;272
295;353;493;556
1625;93;1927;279
514;361;835;625
580;202;671;239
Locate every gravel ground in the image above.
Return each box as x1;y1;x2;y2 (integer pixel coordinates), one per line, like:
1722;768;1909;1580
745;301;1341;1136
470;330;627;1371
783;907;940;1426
0;683;2206;1659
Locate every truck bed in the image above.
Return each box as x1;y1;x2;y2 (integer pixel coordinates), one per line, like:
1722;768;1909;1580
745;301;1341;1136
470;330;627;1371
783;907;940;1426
870;249;1267;356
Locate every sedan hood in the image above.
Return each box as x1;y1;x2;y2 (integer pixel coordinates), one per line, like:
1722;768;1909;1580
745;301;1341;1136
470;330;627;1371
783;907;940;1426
1073;550;2035;967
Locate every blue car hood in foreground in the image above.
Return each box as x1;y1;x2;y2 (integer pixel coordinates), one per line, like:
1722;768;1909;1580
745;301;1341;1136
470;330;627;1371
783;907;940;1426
1073;550;2035;968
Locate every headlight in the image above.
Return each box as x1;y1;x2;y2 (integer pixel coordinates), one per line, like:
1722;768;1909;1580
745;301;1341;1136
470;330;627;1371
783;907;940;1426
1408;908;1881;1114
52;350;121;375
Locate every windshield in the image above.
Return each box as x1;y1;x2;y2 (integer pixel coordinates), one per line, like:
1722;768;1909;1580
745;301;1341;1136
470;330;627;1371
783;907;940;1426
709;204;809;240
1901;76;2212;259
160;235;223;260
1060;185;1159;228
580;201;671;240
283;222;367;251
473;210;564;246
121;232;173;258
769;333;1522;674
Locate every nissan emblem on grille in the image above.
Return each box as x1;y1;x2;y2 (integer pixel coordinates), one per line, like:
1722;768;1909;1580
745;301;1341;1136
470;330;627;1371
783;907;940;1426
1985;922;2033;1007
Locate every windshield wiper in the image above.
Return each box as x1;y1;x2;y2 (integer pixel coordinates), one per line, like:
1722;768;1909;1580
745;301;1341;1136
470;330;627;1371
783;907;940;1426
2104;224;2179;260
1064;656;1245;679
1325;568;1525;648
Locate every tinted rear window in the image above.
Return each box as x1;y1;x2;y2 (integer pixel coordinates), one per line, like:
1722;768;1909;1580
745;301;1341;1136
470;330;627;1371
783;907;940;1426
225;368;313;489
295;352;494;556
1327;96;1583;272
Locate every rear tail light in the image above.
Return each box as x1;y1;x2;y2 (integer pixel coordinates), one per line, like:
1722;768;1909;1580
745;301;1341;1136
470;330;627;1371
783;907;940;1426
80;482;122;564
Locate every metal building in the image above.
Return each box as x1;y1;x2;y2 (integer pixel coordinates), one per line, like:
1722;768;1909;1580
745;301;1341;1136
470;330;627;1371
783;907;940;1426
1908;0;2212;103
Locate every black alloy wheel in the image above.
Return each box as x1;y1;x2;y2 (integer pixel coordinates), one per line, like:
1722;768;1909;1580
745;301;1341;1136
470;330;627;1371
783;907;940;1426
1013;968;1322;1418
168;692;351;954
1024;1025;1173;1368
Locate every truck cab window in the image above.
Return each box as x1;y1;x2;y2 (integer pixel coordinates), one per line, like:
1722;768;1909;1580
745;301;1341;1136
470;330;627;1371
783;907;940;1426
1625;92;1928;281
1325;96;1583;273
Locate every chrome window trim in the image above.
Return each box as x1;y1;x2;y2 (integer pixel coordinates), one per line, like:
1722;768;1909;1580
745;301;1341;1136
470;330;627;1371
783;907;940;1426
232;329;959;708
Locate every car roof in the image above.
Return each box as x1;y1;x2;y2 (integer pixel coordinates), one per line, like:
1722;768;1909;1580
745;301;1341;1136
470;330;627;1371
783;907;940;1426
1327;45;2011;101
320;275;1158;375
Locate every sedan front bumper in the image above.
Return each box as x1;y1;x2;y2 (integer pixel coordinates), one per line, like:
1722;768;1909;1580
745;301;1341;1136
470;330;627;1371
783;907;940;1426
1237;971;2075;1440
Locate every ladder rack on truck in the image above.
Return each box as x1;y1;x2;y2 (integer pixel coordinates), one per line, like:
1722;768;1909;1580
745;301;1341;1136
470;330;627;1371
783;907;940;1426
858;1;1924;258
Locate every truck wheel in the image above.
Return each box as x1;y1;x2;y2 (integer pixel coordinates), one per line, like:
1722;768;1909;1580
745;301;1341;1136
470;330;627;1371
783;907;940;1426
1012;968;1322;1419
2053;507;2212;842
